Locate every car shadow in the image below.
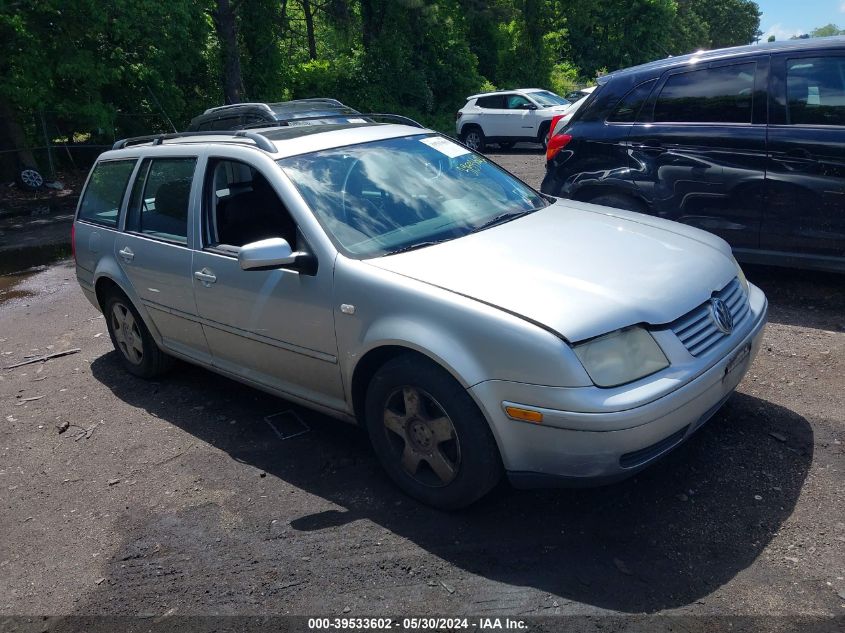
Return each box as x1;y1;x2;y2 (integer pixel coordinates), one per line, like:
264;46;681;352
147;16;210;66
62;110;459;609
744;264;844;331
88;352;812;613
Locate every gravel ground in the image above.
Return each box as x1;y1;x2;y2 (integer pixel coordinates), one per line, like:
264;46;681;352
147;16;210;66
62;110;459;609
0;150;843;630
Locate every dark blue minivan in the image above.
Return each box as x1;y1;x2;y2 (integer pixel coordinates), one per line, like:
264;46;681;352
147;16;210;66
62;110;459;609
541;37;845;273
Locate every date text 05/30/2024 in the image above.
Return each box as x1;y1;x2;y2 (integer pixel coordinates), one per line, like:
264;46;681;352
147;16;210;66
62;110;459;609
308;617;528;630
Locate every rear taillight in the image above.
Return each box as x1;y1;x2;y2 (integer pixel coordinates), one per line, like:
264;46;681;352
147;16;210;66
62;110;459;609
546;133;572;161
456;110;463;121
71;223;76;261
548;114;564;140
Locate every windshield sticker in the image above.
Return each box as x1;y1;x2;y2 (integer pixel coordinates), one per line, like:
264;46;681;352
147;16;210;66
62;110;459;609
420;136;471;158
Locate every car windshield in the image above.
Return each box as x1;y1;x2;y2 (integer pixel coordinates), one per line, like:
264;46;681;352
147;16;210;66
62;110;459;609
529;91;569;106
278;134;548;258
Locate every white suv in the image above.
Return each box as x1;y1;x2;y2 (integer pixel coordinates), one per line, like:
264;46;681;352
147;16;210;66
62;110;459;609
456;88;571;152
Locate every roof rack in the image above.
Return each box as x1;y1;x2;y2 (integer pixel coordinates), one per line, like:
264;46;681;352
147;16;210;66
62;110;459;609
273;98;345;107
242;112;425;130
202;102;274;115
111;130;276;153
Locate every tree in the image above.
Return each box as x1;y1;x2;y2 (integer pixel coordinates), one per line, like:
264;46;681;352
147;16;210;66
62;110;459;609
810;24;845;38
212;0;243;104
767;34;775;42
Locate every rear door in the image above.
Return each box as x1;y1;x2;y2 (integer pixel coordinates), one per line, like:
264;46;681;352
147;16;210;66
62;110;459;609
764;50;845;260
474;95;508;138
115;154;211;363
628;58;768;249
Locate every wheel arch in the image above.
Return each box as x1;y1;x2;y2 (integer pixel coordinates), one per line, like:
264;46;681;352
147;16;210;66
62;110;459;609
93;261;163;345
350;343;474;425
459;122;484;138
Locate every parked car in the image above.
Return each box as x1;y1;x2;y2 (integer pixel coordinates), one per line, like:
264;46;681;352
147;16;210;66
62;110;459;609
564;87;595;101
185;98;364;131
541;37;845;273
456;88;571;151
74;119;767;509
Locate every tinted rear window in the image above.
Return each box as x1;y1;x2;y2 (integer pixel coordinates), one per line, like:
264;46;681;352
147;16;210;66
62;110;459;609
78;160;136;227
653;63;756;124
608;79;657;123
477;95;505;109
786;56;845;126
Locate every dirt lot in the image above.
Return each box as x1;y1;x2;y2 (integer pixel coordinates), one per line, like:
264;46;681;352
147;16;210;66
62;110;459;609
0;151;843;631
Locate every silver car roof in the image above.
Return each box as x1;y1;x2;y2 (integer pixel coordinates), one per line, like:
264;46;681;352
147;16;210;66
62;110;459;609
99;123;432;162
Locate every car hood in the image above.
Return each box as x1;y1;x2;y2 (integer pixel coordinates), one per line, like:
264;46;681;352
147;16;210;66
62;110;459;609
367;202;737;342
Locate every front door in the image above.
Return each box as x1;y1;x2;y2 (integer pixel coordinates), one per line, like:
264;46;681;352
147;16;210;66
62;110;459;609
764;51;845;260
191;157;345;410
628;59;768;250
116;155;211;364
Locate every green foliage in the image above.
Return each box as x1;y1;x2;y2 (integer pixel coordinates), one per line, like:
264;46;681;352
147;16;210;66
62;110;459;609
1;0;764;162
810;24;845;38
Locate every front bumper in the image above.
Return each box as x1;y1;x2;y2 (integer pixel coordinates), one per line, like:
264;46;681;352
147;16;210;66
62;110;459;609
469;285;768;487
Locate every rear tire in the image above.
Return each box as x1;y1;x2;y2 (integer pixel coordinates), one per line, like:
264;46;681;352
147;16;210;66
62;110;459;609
587;193;646;213
461;127;486;153
365;354;502;510
103;291;172;379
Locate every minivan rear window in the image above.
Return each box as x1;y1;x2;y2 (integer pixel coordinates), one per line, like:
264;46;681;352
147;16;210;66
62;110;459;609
608;79;657;123
78;160;136;227
653;63;756;124
786;56;845;126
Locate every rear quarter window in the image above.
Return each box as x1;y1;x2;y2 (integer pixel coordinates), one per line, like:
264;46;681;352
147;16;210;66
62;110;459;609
77;160;136;227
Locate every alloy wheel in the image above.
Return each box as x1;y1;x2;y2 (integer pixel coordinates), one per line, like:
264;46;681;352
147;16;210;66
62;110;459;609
110;302;144;365
464;131;481;151
382;386;461;487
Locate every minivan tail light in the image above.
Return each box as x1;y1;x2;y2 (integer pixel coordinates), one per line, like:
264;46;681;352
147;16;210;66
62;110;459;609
71;223;76;262
456;110;462;121
548;114;564;140
546;133;572;161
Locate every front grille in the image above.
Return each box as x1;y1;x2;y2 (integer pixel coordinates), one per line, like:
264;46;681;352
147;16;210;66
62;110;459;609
669;277;750;357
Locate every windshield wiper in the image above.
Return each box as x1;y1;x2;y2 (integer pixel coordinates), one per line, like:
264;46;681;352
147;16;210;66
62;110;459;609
387;239;449;256
470;208;536;234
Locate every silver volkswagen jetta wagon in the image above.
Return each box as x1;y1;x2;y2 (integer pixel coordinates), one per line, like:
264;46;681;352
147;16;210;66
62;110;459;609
73;118;767;509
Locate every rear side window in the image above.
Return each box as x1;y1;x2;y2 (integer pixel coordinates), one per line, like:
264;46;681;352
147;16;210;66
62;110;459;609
126;158;197;244
653;63;756;124
477;95;505;109
78;160;136;227
786;56;845;126
608;79;657;123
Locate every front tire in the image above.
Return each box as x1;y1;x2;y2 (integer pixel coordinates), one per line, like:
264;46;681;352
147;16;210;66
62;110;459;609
461;127;486;153
365;355;502;510
104;291;172;378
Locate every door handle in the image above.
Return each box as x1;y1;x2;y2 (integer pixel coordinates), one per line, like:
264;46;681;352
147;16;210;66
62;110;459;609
118;247;134;262
194;269;217;285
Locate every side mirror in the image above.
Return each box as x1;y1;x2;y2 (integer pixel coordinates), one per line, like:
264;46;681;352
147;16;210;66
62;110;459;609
522;103;538;110
238;237;316;274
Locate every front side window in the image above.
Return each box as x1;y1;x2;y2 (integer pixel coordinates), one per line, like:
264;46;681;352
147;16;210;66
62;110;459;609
78;160;136;227
529;90;569;107
653;63;756;124
278;135;547;258
204;159;297;249
786;56;845;126
126;157;196;244
506;95;532;109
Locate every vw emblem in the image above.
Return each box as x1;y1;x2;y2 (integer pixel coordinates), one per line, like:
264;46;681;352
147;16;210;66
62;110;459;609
710;297;733;334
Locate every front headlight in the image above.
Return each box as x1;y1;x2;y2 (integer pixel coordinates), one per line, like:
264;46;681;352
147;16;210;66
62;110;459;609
732;255;749;295
573;326;669;388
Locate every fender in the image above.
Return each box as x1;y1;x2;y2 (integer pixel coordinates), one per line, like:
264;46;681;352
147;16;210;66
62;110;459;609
92;255;164;346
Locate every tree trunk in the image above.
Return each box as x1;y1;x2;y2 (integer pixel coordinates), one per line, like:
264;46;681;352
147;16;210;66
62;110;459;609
213;0;243;104
0;97;37;182
302;0;317;60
